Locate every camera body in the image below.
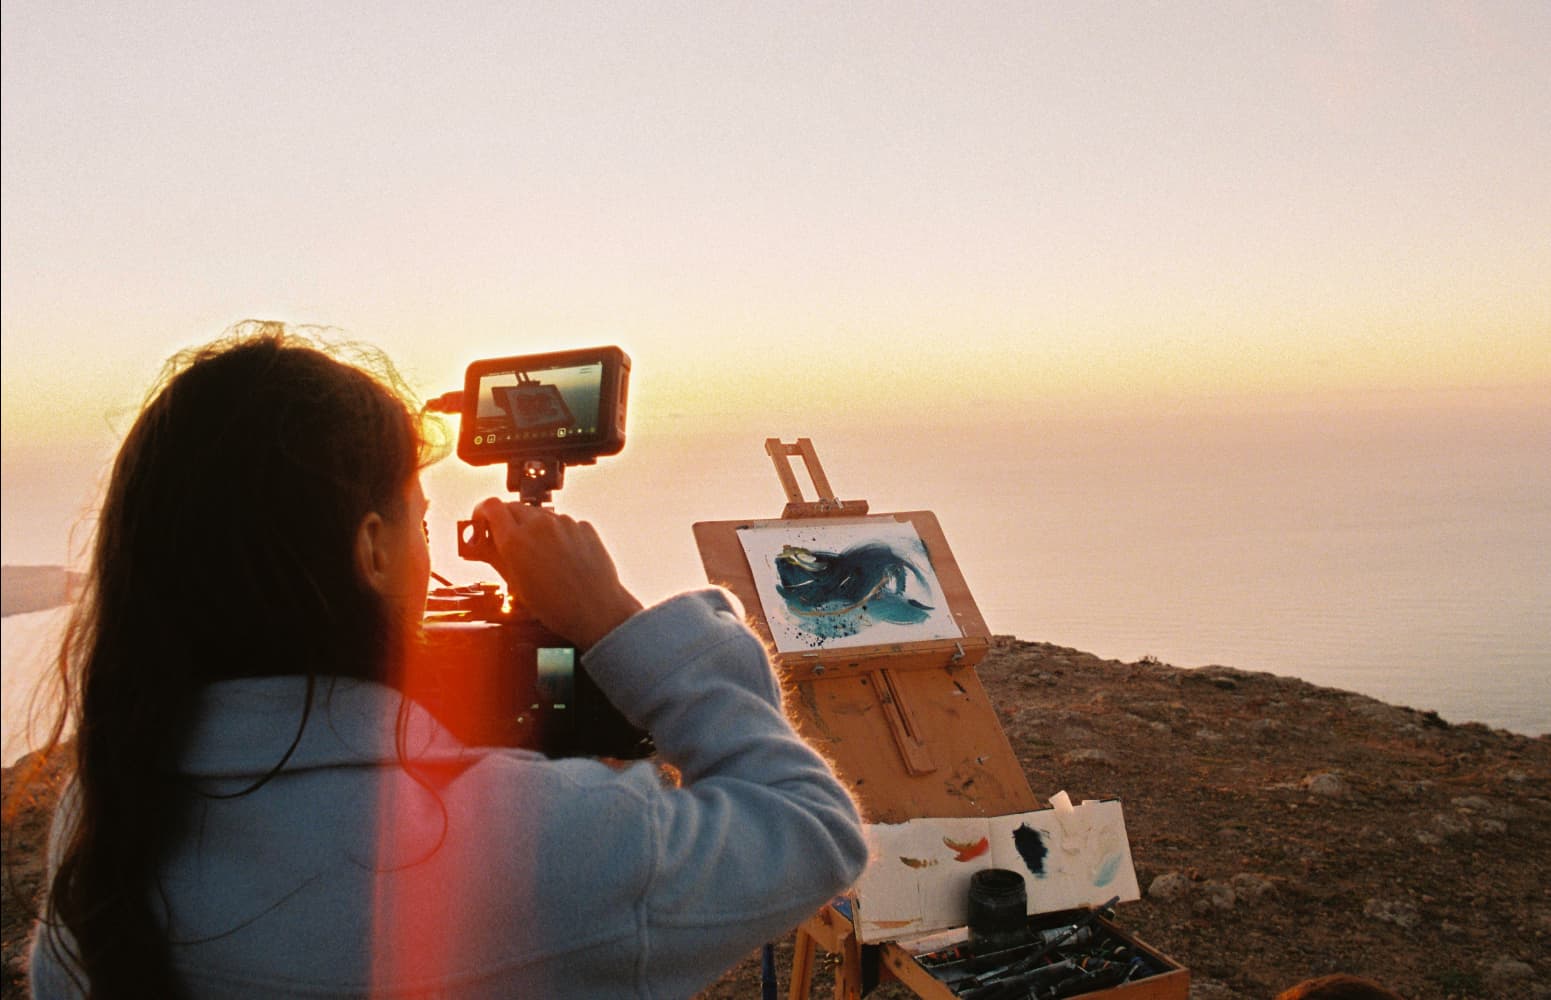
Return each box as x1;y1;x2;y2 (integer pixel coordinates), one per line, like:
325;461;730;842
417;346;652;760
415;585;653;759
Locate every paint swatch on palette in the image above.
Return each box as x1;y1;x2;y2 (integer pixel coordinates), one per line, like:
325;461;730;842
850;795;1140;943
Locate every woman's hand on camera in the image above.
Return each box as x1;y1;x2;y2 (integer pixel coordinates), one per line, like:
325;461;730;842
467;498;643;650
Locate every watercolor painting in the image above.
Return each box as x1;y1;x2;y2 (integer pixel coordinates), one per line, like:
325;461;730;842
737;520;963;653
851;796;1140;943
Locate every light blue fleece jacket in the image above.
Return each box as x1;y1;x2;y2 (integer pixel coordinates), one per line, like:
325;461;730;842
30;589;867;998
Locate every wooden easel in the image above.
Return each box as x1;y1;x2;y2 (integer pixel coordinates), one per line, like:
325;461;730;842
693;439;1041;1000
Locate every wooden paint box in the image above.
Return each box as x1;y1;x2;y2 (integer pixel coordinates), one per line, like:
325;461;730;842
840;795;1186;1000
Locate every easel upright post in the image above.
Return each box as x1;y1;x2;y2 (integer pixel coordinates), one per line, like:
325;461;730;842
765;438;868;519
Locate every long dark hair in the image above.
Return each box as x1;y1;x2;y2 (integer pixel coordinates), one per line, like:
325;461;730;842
32;322;435;998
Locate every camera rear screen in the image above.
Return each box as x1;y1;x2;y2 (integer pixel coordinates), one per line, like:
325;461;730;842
534;646;575;713
469;361;604;455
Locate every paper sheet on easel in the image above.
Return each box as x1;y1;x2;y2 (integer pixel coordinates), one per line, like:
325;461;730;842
850;797;1141;943
736;519;962;653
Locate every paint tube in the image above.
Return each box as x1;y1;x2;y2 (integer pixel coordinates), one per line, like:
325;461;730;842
1032;925;1092;950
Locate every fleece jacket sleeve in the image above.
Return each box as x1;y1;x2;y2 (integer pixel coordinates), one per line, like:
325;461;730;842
581;588;869;997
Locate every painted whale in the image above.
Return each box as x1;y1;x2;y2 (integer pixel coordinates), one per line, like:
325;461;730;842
774;542;935;639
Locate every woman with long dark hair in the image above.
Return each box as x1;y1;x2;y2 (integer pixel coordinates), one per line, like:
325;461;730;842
26;323;866;998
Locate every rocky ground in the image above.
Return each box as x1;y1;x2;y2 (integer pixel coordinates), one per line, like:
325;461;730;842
5;637;1547;999
697;639;1550;999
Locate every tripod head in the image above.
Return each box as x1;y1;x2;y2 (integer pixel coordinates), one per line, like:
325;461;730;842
507;456;566;507
448;456;565;554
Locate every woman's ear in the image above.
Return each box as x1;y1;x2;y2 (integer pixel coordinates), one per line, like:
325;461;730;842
354;511;393;596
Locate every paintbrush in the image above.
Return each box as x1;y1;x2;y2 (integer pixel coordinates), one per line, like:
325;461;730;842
996;895;1121;979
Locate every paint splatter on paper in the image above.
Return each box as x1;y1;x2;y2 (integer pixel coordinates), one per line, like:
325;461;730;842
944;835;989;862
1012;823;1048;876
1094;852;1122;887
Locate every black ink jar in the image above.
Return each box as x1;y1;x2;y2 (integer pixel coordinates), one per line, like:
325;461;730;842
966;868;1028;954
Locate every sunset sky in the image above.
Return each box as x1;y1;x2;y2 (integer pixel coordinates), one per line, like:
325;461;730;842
3;2;1548;568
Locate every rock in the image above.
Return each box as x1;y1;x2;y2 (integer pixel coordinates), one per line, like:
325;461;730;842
1188;978;1242;999
1431;812;1474;838
1230;872;1275;903
1147;871;1190;902
1179;667;1248;692
1451;795;1494;812
1124;700;1187;723
1363;897;1421;929
1301;772;1349;799
1477;818;1508;835
1249;718;1281;737
1451;795;1520;820
1062;748;1113;766
1199;880;1236;911
1357;700;1402;719
1488;958;1534;982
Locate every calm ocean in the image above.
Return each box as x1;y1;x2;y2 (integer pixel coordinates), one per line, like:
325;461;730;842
568;395;1550;737
5;391;1548;766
